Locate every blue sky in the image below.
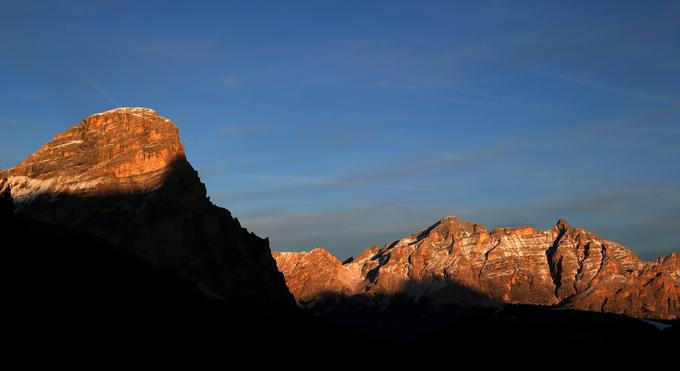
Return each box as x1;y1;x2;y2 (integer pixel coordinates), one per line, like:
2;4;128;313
1;0;679;260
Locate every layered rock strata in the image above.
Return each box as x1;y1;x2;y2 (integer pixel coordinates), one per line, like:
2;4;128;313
274;217;679;319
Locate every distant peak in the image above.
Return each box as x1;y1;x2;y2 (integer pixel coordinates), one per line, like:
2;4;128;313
555;219;570;230
273;248;333;257
310;247;336;257
82;107;175;131
91;107;158;116
434;215;461;228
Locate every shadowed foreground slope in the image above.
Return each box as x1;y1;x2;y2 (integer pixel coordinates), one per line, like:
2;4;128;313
1;187;370;360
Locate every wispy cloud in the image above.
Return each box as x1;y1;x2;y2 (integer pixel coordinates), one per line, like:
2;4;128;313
461;183;680;259
559;188;680;259
570;100;680;141
0;147;21;169
331;148;506;187
218;122;270;137
536;71;668;103
83;77;118;105
240;202;432;257
537;184;680;217
214;146;506;204
218;76;238;90
230;173;321;186
0;119;25;129
375;80;517;109
656;59;680;71
595;213;680;260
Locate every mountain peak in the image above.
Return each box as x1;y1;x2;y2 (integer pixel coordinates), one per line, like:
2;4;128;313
91;107;159;116
555;218;570;230
439;215;459;223
2;108;185;200
273;248;361;302
84;107;169;125
1;109;293;305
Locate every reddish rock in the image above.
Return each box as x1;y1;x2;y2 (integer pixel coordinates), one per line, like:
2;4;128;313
274;216;679;319
272;248;363;303
1;107;184;198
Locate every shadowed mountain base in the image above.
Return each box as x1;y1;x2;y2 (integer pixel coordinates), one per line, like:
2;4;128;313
1;203;370;363
303;283;679;348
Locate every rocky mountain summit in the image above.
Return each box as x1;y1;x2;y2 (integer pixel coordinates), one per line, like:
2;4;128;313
273;248;364;303
1;107;184;199
274;216;680;319
0;107;293;306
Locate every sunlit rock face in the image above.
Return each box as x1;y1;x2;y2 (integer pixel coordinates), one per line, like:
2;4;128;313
1;108;184;200
0;107;293;306
272;248;364;303
274;217;679;320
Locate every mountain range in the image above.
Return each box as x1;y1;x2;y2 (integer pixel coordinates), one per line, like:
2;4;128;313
274;216;679;320
2;107;678;361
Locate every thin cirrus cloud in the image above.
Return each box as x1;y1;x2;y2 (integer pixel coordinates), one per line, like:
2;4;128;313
329;147;507;187
218;76;238;90
83;77;118;106
656;60;680;71
562;99;680;143
239;201;441;258
213;146;505;204
0;119;24;130
534;71;670;103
